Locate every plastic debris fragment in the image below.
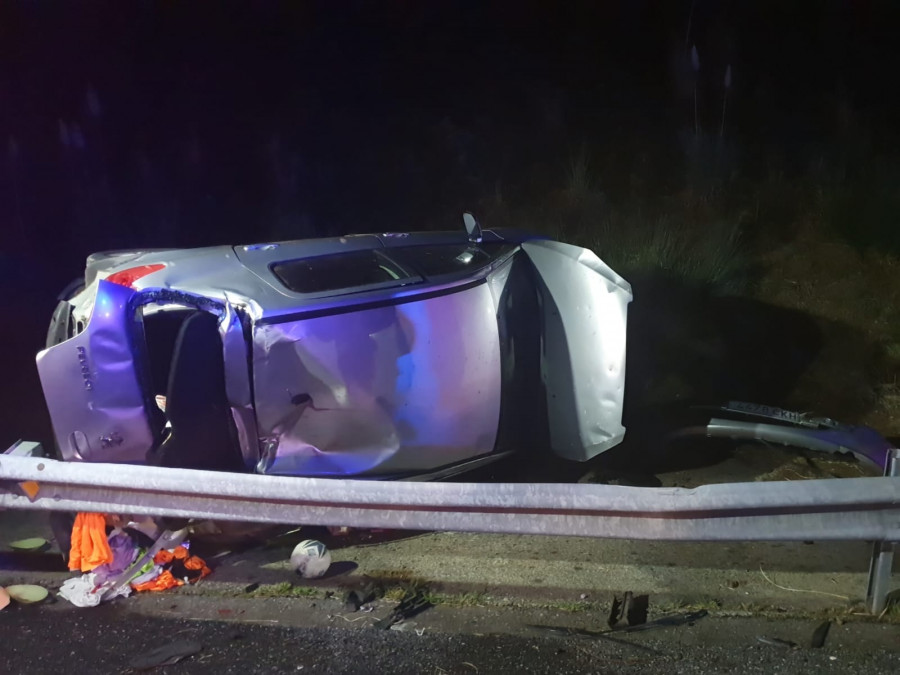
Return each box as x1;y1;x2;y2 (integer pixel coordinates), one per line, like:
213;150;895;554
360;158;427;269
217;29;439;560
5;584;49;604
8;537;48;551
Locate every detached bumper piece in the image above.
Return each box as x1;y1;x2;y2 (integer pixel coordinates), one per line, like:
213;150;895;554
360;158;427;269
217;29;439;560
674;401;894;472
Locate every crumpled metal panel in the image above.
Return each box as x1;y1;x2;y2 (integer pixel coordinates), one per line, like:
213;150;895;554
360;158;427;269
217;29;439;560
252;282;502;476
35;280;154;463
522;240;633;461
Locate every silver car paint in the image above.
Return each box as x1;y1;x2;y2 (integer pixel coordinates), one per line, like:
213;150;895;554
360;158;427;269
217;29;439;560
252;280;502;476
522;240;632;461
36;232;632;475
37;279;154;463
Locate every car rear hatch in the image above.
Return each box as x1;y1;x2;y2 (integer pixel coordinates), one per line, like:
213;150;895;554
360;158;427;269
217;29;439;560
36;280;155;462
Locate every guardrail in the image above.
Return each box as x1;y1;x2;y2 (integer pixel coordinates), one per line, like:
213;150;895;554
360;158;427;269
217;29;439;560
1;444;898;613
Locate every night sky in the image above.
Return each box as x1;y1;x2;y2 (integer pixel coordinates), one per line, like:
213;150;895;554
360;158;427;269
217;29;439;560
2;0;899;444
2;2;898;259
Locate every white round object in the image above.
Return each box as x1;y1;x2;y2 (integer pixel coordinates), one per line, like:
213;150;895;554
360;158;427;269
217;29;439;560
290;539;332;579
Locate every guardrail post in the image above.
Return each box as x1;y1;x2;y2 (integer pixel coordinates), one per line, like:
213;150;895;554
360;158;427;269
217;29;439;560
866;447;900;615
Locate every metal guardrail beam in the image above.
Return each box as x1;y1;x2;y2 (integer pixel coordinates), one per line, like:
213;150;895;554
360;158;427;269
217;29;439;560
2;455;899;542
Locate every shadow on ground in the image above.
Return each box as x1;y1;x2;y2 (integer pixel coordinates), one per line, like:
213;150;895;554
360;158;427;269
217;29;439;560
467;271;889;485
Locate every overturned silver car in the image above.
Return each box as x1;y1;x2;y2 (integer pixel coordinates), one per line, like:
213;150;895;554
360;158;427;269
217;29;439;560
36;217;632;479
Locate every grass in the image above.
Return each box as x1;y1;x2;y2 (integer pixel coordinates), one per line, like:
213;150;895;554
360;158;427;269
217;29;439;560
490;149;750;295
507;145;900;432
251;581;318;598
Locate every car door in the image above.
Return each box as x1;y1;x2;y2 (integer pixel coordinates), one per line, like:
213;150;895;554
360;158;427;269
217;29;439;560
251;247;503;477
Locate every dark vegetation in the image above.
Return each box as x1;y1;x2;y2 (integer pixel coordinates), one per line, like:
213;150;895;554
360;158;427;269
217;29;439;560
2;1;900;457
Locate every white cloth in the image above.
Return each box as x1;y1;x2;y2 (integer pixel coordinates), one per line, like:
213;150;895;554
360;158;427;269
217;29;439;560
58;573;132;608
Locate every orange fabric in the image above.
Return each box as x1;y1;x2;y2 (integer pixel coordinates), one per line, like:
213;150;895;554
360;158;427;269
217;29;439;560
154;550;174;565
184;556;212;578
131;570;184;593
68;512;114;572
132;549;212;593
183;556;203;571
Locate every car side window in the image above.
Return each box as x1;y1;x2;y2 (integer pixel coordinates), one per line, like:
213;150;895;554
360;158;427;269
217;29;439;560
271;250;410;294
386;242;516;278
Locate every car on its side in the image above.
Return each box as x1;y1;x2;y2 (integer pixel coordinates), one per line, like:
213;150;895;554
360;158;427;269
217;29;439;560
37;215;632;480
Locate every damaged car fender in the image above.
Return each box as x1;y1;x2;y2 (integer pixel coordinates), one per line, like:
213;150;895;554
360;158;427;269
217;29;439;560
522;240;633;461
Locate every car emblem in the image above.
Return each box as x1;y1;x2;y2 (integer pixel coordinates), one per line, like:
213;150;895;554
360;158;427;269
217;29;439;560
76;346;93;391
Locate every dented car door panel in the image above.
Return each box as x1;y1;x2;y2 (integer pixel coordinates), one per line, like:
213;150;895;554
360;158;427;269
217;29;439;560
252;282;502;476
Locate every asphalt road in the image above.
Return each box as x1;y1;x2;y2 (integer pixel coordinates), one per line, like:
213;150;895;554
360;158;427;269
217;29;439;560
2;592;899;674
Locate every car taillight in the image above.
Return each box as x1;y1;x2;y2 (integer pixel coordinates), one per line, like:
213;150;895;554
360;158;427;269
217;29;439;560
106;264;166;289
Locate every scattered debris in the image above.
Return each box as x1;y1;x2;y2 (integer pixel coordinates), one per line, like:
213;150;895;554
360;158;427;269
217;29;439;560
810;620;832;649
97;528;188;601
8;537;49;552
68;512;113;572
331;613;371;624
290;539;331;579
607;592;650;629
344;589;366;612
59;573;129;608
54;515;212;607
608;595;623;628
243;582;260;594
131;545;211;592
525;624;664;655
617;609;708;633
5;584;49;605
344;580;380;612
626;594;649;626
374;589;432;630
759;565;850;601
757;636;799;649
128;640;202;670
